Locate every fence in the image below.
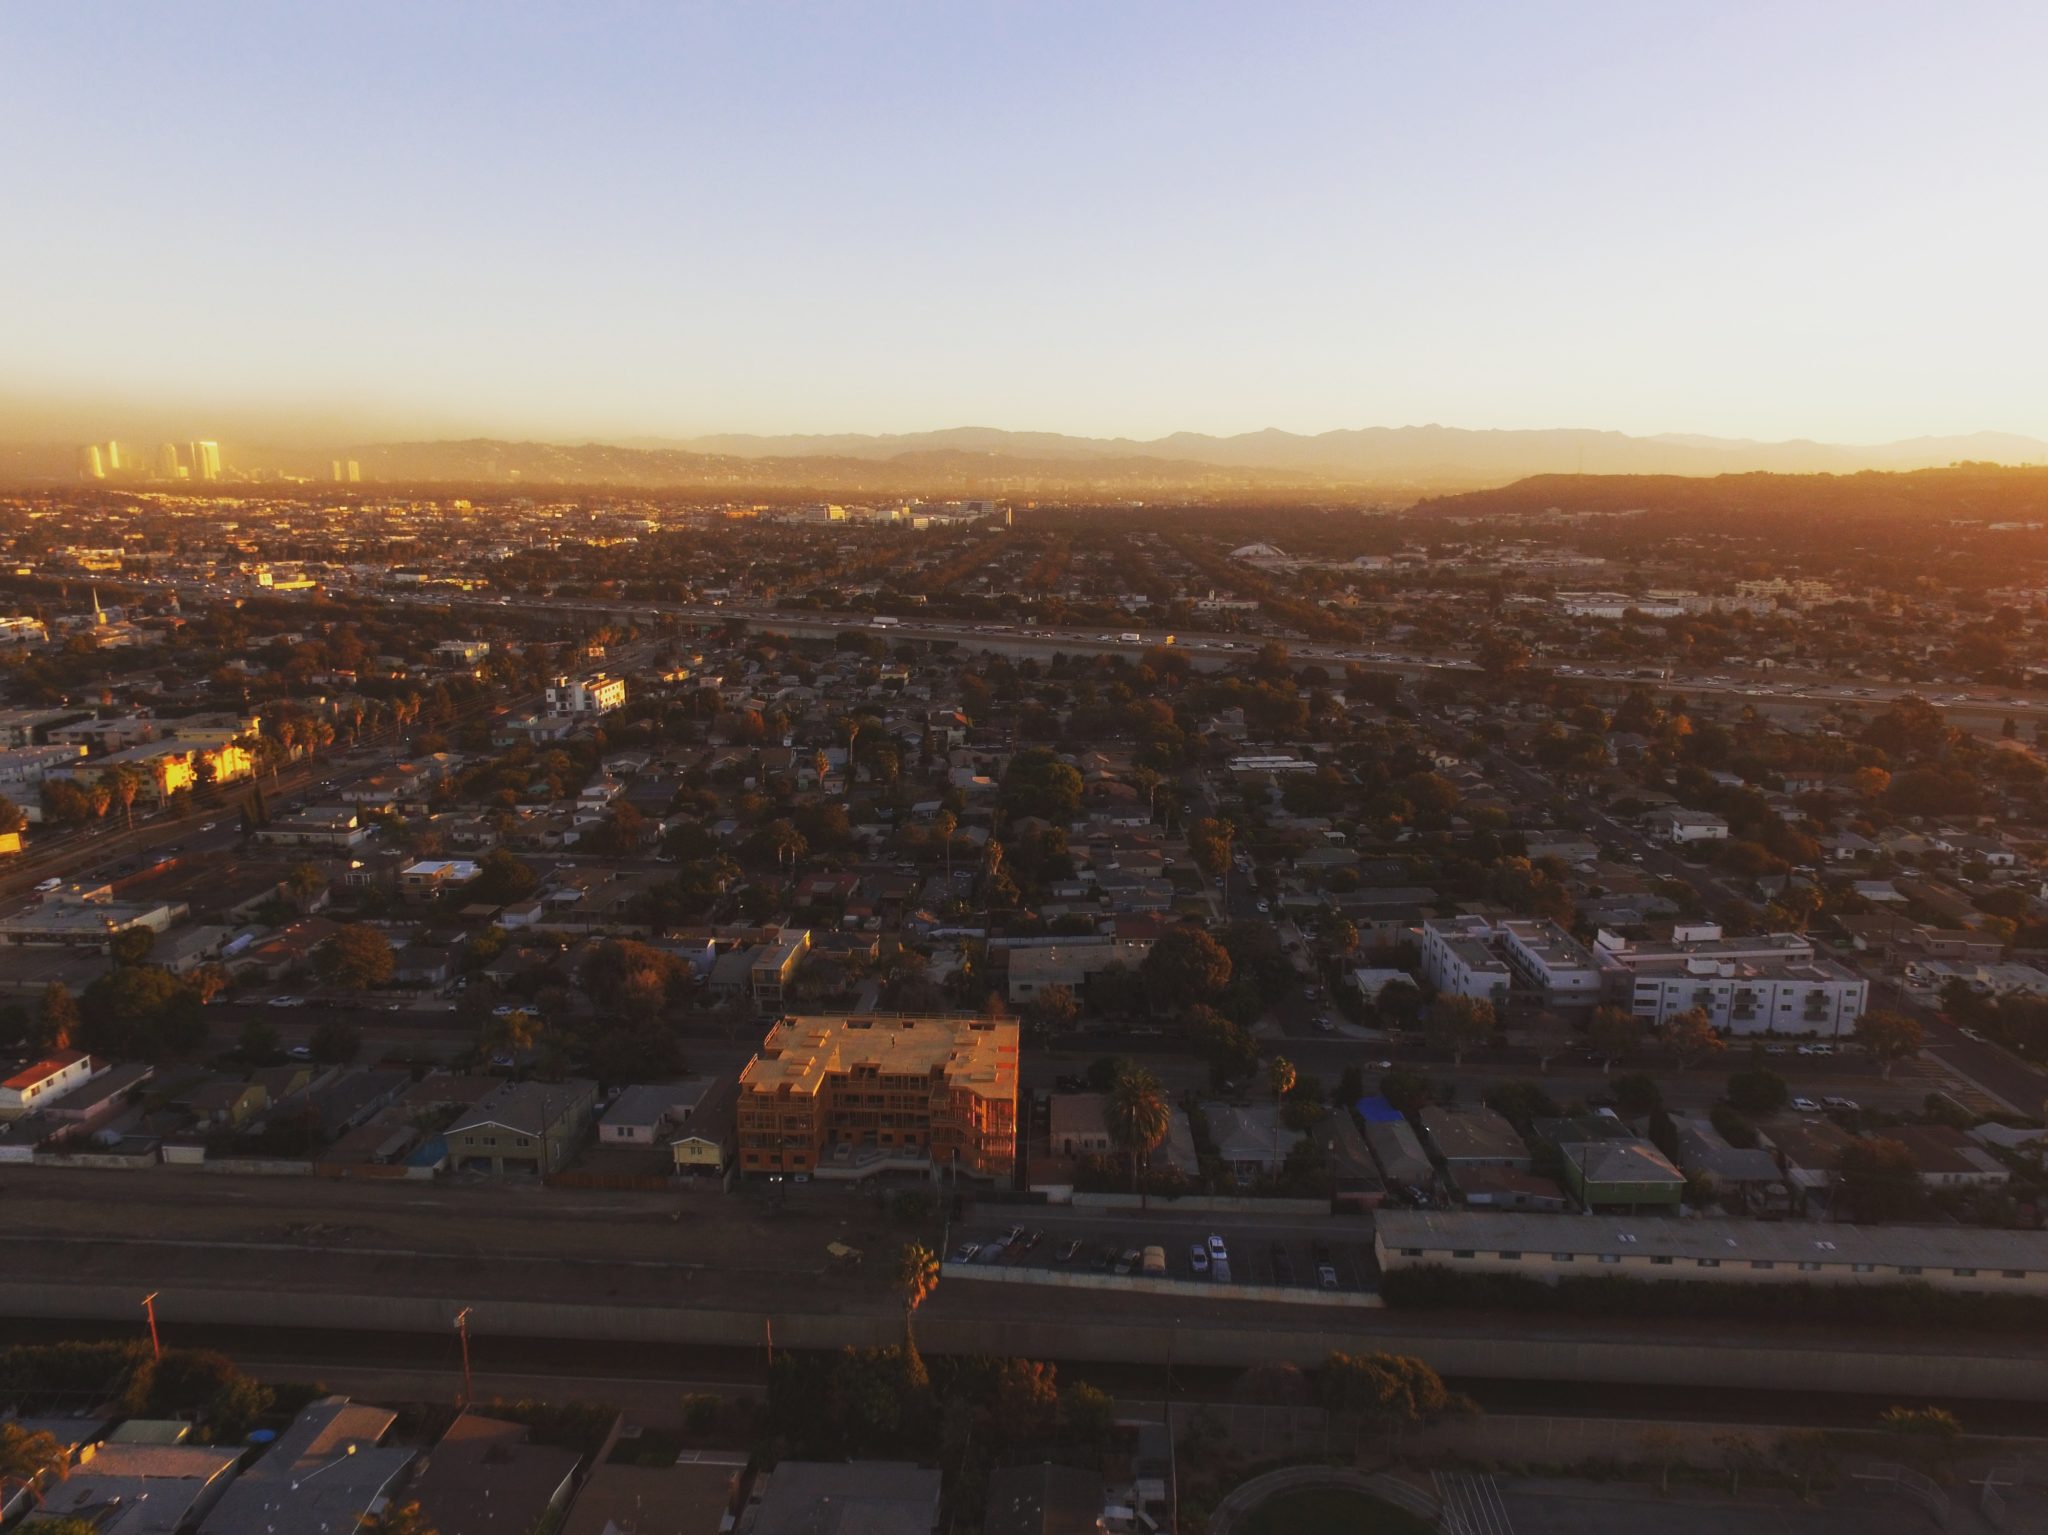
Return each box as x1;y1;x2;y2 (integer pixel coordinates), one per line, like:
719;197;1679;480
1849;1459;1950;1530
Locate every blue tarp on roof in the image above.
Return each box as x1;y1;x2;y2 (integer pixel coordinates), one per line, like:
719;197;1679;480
1355;1095;1405;1123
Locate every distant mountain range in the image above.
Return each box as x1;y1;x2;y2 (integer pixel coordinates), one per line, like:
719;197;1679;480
638;424;2048;485
8;421;2047;495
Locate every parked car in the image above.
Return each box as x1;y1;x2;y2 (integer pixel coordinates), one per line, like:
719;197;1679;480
1207;1233;1229;1260
1115;1248;1141;1275
1189;1244;1210;1274
1823;1095;1860;1111
1055;1239;1082;1263
1792;1096;1821;1113
1317;1264;1340;1290
1142;1246;1167;1278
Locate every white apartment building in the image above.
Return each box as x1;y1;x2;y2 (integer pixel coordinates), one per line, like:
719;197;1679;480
1420;916;1512;1006
1595;927;1866;1037
1497;918;1604;1005
546;672;627;716
1421;915;1599;1008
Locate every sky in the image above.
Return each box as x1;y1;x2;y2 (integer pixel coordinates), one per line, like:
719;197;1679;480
3;1;2046;447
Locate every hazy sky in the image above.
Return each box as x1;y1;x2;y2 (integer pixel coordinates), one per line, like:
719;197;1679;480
4;1;2046;445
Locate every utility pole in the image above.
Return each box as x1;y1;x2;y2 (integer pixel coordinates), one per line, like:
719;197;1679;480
763;1316;775;1373
454;1307;474;1407
140;1292;160;1361
1165;1322;1179;1535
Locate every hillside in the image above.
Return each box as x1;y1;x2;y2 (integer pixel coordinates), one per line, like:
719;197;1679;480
1412;465;2048;523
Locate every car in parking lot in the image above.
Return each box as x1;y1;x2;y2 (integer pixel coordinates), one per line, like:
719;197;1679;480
1189;1244;1210;1274
1055;1239;1082;1263
1115;1248;1140;1275
1796;1043;1835;1057
952;1242;981;1263
1822;1095;1860;1111
1207;1233;1229;1260
1318;1263;1340;1290
1792;1096;1821;1112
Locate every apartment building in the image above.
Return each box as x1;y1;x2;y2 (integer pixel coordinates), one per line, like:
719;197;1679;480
1596;927;1867;1036
737;1014;1019;1179
546;672;627;716
1421;914;1598;1008
1419;915;1511;1006
749;930;811;1014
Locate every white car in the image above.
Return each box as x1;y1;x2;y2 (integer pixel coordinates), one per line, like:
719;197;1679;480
1822;1095;1860;1111
1207;1233;1229;1260
1792;1097;1821;1113
32;878;61;894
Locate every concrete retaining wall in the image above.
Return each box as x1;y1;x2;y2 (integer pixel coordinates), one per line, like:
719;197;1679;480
1071;1193;1331;1216
942;1260;1381;1310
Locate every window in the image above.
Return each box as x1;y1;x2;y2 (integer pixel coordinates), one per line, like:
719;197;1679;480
1852;1263;1873;1274
1954;1268;1977;1278
1401;1247;1424;1258
1897;1265;1922;1277
1798;1261;1821;1272
1598;1254;1620;1265
1697;1258;1720;1269
1451;1250;1475;1260
1752;1260;1775;1270
2003;1270;2027;1280
1499;1251;1521;1261
1552;1253;1574;1263
1650;1256;1673;1266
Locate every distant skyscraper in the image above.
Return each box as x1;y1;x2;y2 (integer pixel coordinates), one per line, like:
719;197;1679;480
187;440;222;481
156;442;184;479
332;459;360;483
103;441;123;473
77;444;105;480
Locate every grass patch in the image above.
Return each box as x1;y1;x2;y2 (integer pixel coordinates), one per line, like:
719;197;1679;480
1239;1487;1436;1535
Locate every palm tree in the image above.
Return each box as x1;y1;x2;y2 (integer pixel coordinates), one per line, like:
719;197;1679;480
894;1242;939;1387
100;764;141;831
1105;1067;1171;1207
934;810;957;884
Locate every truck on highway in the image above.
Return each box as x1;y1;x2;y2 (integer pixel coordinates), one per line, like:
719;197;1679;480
870;616;899;628
1118;631;1141;643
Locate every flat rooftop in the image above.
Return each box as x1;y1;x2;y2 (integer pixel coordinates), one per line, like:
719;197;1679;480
744;1014;1018;1100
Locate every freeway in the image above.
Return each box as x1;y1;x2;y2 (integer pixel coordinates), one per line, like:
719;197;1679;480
415;590;2048;722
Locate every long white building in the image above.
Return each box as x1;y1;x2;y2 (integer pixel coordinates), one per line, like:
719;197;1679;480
1595;926;1867;1037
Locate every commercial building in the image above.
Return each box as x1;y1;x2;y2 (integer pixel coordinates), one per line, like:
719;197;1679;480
44;736;253;801
1375;1210;2048;1295
737;1014;1018;1179
399;859;483;899
445;1079;599;1174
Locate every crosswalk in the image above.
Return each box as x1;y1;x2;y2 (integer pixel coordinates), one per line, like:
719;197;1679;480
1435;1470;1516;1535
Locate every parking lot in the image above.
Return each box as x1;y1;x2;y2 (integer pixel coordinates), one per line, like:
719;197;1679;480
949;1214;1380;1293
